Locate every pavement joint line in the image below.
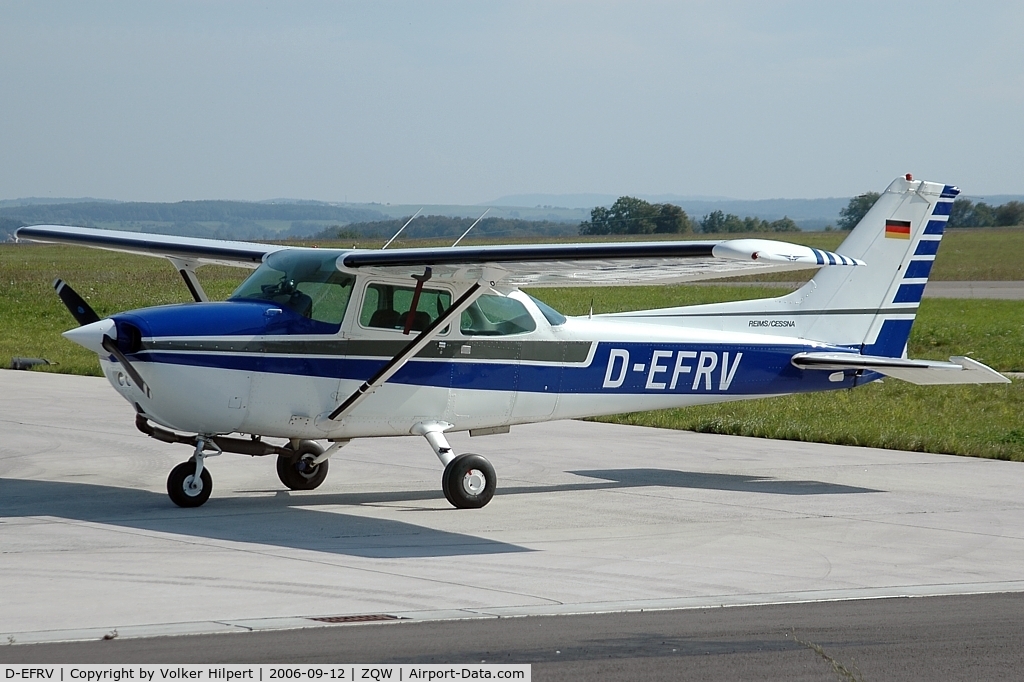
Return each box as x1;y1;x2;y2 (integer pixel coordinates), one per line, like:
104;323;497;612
8;582;1024;646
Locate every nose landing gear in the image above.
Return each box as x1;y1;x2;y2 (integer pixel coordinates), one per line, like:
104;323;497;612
166;440;217;508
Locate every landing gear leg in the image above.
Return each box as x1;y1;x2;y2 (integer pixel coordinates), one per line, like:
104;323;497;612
412;421;496;509
167;438;215;507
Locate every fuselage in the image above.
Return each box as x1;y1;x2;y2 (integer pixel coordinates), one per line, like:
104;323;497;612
90;281;865;440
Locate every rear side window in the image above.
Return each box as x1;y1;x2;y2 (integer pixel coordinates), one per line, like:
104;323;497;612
360;283;452;332
461;295;537;336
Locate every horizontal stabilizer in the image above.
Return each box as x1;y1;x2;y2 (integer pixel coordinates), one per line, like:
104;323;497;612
791;352;1010;385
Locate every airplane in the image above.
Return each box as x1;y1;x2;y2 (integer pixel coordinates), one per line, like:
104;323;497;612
15;175;1009;509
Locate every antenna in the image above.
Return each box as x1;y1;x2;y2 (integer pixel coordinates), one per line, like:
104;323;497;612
588;297;594;319
382;208;423;250
451;208;491;247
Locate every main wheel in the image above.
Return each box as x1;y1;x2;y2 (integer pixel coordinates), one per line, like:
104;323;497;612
442;453;496;509
276;440;329;490
167;460;213;507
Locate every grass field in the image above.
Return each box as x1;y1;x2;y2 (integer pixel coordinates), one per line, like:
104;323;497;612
1;231;1021;461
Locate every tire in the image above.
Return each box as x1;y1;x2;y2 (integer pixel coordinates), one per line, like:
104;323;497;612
442;453;496;509
276;440;329;490
167;461;213;507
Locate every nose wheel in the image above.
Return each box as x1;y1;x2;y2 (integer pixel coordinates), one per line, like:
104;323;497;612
167;459;213;507
442;453;496;509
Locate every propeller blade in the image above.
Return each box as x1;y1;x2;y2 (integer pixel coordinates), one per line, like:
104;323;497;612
53;279;100;326
101;335;151;398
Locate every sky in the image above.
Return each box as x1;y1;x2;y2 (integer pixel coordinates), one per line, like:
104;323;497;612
1;1;1022;204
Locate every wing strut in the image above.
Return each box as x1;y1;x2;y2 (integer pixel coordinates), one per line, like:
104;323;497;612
327;281;486;421
169;258;209;302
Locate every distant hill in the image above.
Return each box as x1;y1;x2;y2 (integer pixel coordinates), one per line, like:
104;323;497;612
484;193;1024;232
0;197;121;208
0;201;387;241
5;192;1024;242
486;193;733;208
312;215;579;242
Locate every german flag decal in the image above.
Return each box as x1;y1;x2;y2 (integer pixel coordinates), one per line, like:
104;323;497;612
885;219;911;239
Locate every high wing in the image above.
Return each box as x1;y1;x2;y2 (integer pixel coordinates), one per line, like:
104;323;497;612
337;238;864;287
15;224;280;268
16;225;864;287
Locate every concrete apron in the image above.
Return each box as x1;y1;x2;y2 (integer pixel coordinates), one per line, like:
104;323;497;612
2;371;1023;645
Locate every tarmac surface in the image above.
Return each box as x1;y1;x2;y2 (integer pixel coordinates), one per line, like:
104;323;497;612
5;593;1024;680
3;371;1024;653
923;280;1024;299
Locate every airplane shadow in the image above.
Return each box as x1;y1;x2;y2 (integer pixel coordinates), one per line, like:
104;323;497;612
0;468;877;559
0;477;527;559
564;468;880;496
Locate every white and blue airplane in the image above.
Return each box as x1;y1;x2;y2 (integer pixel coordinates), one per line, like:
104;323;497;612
16;175;1008;509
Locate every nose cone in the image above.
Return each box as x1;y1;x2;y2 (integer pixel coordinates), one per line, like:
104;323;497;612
62;318;115;354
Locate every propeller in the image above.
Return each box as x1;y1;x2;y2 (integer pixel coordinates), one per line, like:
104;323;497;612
53;278;151;398
53;279;100;326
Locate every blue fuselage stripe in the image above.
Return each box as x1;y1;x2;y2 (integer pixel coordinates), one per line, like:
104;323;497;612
131;341;860;396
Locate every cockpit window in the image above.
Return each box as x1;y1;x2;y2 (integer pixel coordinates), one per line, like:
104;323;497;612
461;295;537;336
528;295;567;326
230;250;354;329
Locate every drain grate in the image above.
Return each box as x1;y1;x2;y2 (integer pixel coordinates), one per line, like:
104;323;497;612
309;614;406;624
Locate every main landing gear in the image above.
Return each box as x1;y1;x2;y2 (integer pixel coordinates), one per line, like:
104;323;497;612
442;453;496;509
413;421;496;509
139;416;496;509
276;440;329;491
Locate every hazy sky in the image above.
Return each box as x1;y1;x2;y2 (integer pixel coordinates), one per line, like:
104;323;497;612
1;1;1021;203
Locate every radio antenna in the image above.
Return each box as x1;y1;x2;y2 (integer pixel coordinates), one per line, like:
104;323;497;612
451;208;490;247
382;208;423;250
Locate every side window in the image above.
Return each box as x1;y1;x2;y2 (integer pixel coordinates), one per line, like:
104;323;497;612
461;295;537;336
360;283;453;332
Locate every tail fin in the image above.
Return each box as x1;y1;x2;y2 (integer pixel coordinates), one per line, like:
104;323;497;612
616;176;957;357
794;176;957;356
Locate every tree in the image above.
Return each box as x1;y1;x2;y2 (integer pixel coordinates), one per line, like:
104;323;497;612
972;202;995;227
837;192;880;230
699;210;727;233
579;197;692;235
949;198;975;227
768;217;800;232
995;201;1024;227
654;203;693;233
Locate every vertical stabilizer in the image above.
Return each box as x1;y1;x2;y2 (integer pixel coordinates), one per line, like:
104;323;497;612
794;176;957;356
612;177;958;356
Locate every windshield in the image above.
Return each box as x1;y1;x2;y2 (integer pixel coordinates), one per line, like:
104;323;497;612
528;295;567;326
231;250;354;329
